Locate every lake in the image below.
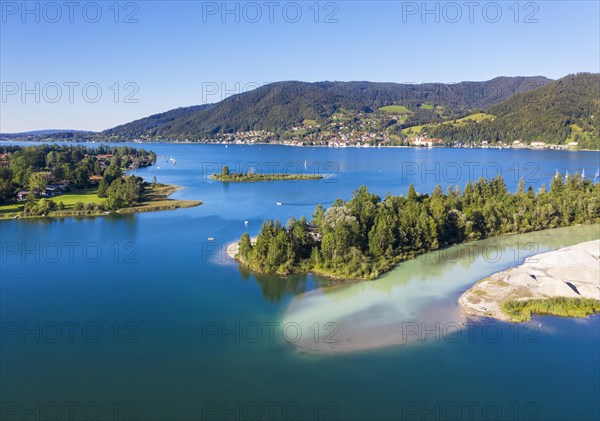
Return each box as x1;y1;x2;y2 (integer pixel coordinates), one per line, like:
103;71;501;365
1;144;599;421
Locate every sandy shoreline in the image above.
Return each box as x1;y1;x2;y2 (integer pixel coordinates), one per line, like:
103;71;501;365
459;240;600;321
226;237;257;260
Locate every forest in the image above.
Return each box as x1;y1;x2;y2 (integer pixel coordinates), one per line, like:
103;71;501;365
236;175;600;279
0;144;156;215
427;73;600;148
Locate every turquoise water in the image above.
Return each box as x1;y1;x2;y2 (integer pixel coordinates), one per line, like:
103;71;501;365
1;145;599;420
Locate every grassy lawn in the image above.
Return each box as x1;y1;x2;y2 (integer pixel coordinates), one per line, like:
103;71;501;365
454;113;494;125
379;105;412;115
570;123;583;133
56;188;104;209
1;184;201;220
0;188;103;219
303;119;318;126
0;203;24;217
401;125;425;136
419;103;434;110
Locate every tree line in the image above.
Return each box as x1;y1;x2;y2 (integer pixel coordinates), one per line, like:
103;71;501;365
236;174;600;279
0;144;155;215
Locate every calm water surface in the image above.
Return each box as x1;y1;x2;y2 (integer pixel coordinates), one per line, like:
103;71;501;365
1;144;599;420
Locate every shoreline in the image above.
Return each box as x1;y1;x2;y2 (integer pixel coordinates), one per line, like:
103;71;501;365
0;184;202;221
2;139;598;152
226;237;257;260
459;240;600;322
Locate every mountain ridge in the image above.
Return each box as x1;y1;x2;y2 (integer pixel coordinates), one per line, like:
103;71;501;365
8;74;599;148
99;76;551;141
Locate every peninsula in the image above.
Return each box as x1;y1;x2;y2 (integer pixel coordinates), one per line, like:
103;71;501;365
0;144;201;220
231;174;600;280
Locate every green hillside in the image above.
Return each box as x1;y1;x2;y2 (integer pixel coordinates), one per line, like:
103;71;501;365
426;73;600;148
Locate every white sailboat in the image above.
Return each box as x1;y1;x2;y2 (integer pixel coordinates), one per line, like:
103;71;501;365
595;168;600;182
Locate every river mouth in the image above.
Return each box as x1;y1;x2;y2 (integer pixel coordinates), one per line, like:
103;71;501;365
282;225;600;354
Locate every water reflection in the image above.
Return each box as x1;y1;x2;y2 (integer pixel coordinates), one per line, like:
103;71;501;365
239;265;320;303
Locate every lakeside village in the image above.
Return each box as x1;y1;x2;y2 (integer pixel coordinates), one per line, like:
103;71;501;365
4;107;588;150
0;152;152;203
183;130;579;150
115;107;585;150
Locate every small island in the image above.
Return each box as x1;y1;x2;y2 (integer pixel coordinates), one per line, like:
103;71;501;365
460;240;600;322
211;166;323;182
0;144;201;220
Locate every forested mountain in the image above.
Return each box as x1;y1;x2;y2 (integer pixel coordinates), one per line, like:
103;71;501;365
427;73;600;148
15;74;598;148
102;104;213;139
99;77;550;140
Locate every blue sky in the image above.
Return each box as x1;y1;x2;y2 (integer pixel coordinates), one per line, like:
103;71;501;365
1;0;599;132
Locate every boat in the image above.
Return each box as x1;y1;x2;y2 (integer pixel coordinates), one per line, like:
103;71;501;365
595;168;600;182
276;202;283;206
207;237;215;241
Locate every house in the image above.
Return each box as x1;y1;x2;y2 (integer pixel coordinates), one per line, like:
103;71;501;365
96;154;113;161
0;152;11;168
88;175;103;184
307;224;322;242
56;180;71;191
408;136;443;147
44;185;63;197
530;141;546;148
17;190;29;201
